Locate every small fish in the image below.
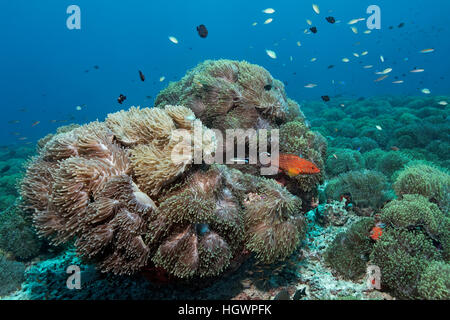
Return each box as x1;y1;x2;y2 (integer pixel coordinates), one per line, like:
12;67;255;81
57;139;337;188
278;153;320;177
376;68;392;75
252;22;258;26
310;57;317;62
370;226;383;241
306;19;312;25
327;65;334;69
262;8;275;14
421;88;431;94
264;18;273;24
353;53;359;57
420;48;434;54
321;95;330;102
93;65;100;70
76;106;82;111
361;51;368;56
391;146;400;151
196;24;208;38
380;55;384;63
351;26;358;34
348;18;364;25
438;101;448;106
312;4;320;14
139;70;145;81
168;36;178;44
310;26;317;33
325;16;336;24
364;30;371;34
8;120;20;124
410;68;425;73
0;165;11;174
392;80;404;84
363;65;373;69
266;49;277;59
304;83;317;88
376;125;382;130
32;121;40;127
342;58;349;62
117;94;126;104
398;22;405;28
18;137;28;140
296;41;302;46
333;154;338;159
375;75;388;82
159;76;166;82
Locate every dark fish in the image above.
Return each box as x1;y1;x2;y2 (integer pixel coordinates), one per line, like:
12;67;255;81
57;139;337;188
93;65;100;70
196;24;208;38
327;65;335;69
139;70;145;82
0;165;11;174
389;26;394;30
292;287;307;300
325;16;336;24
117;94;127;104
321;95;330;102
398;22;405;28
310;26;317;34
274;289;291;300
8;120;20;124
264;84;272;91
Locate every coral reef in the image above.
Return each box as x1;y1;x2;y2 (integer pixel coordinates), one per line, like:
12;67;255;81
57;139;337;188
19;61;322;279
325;148;364;177
0;253;26;297
325;170;389;209
417;261;450;300
393;162;450;211
0;205;41;261
324;218;374;280
371;194;449;299
154;59;289;132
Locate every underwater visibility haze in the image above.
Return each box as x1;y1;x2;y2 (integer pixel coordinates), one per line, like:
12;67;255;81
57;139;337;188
0;0;449;302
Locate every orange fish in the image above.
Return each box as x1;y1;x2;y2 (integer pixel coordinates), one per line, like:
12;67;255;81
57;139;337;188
370;226;383;241
277;153;320;177
391;146;400;151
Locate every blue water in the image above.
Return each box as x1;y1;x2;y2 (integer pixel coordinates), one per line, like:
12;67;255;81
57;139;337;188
0;0;449;144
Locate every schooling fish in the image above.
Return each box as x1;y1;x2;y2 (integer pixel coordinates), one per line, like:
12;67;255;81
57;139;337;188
325;16;336;24
117;94;127;104
139;70;145;82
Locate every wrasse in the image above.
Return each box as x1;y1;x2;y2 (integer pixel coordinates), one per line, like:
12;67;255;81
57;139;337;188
31;121;40;127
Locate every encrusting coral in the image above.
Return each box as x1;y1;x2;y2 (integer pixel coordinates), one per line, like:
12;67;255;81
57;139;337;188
19;61;321;279
154;59;289;132
370;194;449;299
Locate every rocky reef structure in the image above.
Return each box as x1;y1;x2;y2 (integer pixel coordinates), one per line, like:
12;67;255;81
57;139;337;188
154;59;326;209
19;60;322;279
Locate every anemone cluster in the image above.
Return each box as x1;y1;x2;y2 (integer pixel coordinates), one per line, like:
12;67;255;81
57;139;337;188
19;60;321;279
